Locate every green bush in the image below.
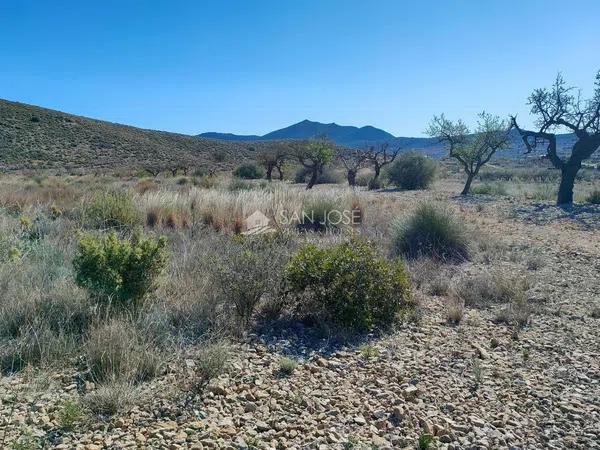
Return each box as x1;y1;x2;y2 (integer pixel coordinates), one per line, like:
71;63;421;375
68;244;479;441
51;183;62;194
83;191;143;230
285;239;412;332
233;162;265;179
297;197;343;232
57;399;83;431
73;230;168;308
393;203;469;261
471;182;507;196
586;189;600;204
387;152;436;190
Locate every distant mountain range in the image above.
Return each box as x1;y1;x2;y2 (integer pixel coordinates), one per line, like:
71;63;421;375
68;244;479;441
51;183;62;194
199;119;578;159
200;119;439;152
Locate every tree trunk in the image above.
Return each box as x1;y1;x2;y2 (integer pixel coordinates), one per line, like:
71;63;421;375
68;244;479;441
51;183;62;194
266;163;274;182
347;169;357;186
306;167;319;190
557;161;581;205
461;172;475;195
368;164;381;190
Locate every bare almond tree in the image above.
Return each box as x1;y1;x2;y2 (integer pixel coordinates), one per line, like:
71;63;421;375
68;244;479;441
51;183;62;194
511;72;600;205
365;143;400;188
337;148;369;186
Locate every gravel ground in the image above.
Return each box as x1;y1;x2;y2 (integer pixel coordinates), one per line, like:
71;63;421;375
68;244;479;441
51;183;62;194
1;191;599;450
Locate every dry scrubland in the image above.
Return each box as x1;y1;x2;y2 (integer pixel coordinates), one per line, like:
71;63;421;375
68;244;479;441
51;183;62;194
0;166;599;450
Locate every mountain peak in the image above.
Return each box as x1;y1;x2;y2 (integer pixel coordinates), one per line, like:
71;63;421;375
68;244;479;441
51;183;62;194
199;120;397;147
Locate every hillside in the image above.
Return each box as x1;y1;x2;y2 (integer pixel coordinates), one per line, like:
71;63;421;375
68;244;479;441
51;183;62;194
0;99;299;173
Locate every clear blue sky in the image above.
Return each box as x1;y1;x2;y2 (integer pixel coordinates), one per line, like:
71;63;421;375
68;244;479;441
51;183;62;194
1;0;599;137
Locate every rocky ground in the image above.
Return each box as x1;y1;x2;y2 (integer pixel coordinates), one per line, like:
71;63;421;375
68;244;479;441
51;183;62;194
1;190;599;450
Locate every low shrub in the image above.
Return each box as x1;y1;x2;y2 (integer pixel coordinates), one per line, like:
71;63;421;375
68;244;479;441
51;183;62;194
56;399;84;431
393;203;470;261
188;340;231;392
234;162;265;179
277;357;298;376
285;239;412;332
454;270;530;308
145;207;191;229
445;293;465;324
387;152;436;190
82;191;143;230
73;230;168;308
83;381;136;416
211;235;289;328
228;178;254;191
0;323;77;374
355;169;375;187
296;197;343;232
85;319;163;383
586;189;600;204
471;182;507;196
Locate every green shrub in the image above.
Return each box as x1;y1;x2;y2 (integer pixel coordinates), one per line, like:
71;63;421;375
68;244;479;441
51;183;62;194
73;230;168;308
393;203;469;261
83;191;143;230
285;239;411;332
297;197;343;232
233;162;265;179
586;189;600;204
387;152;436;190
277;357;298;376
471;182;507;196
57;399;84;431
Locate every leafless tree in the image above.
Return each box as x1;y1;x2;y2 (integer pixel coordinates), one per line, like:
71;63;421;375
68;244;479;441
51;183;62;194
337;148;369;186
365;143;400;188
511;72;600;205
428;112;511;195
257;147;287;182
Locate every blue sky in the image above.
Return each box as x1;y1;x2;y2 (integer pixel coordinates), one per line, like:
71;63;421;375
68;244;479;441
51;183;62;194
1;0;599;137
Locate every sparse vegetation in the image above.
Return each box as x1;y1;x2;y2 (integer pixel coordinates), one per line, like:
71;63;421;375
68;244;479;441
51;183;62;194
393;203;470;261
0;158;595;447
